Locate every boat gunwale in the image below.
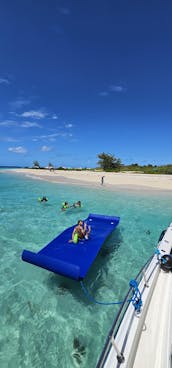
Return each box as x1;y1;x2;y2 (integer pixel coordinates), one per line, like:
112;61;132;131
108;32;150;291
96;254;155;368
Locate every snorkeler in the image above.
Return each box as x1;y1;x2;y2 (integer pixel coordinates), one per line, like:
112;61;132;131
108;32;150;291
61;201;70;211
38;196;48;202
72;200;81;208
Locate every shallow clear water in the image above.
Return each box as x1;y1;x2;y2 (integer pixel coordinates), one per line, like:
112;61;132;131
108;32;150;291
0;172;172;368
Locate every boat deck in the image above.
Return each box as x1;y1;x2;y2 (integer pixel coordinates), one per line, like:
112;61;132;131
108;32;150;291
97;223;172;368
133;269;172;368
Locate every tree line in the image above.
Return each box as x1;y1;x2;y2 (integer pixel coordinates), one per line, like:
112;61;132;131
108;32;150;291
97;153;172;174
32;153;172;174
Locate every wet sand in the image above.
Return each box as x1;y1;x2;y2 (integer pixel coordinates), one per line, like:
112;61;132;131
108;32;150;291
7;168;172;192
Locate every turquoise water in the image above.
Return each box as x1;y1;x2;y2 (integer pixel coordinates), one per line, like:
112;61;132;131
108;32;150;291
0;172;172;368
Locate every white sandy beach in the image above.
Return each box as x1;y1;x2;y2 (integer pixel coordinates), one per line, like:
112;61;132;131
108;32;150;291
8;168;172;191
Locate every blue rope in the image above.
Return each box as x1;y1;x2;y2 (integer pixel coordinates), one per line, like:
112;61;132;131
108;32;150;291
80;280;132;306
129;279;142;312
161;257;168;265
155;248;161;261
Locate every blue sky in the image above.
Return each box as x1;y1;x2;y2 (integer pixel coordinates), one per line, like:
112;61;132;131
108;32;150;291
0;0;172;168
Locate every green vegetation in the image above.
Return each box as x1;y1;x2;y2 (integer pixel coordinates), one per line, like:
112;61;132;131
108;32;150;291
97;154;172;174
123;163;172;175
31;155;172;174
97;152;122;171
32;160;40;168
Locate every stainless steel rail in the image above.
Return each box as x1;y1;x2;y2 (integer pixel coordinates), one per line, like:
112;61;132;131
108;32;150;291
96;254;155;368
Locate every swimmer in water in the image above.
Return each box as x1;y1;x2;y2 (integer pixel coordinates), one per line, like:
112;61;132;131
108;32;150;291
40;196;48;202
61;201;70;211
72;200;81;208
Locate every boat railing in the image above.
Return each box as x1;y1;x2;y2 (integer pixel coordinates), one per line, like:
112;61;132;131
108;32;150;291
96;254;156;368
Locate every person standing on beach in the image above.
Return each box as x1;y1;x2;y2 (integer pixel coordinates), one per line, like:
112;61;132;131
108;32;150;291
101;176;105;185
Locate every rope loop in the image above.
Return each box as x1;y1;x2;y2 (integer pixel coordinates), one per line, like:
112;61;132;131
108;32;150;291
80;281;132;306
129;279;142;313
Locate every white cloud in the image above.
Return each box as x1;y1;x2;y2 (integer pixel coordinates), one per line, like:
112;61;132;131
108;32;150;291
20;110;47;119
8;146;27;153
9;98;31;109
0;77;10;85
21;121;42;128
99;91;109;97
99;84;127;96
33;132;66;141
109;85;126;92
0;120;17;127
32;129;74;143
0;137;19;142
41;145;52;152
65;123;73;128
52;114;58;120
48;137;57;142
0;119;42;129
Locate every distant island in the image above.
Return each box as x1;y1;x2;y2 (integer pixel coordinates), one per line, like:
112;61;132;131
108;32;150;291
2;151;172;175
0;166;22;169
30;152;172;175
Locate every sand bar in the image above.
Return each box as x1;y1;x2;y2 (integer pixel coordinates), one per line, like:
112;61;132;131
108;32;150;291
5;168;172;192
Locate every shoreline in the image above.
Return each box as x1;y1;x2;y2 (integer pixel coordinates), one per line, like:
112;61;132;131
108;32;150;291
4;168;172;193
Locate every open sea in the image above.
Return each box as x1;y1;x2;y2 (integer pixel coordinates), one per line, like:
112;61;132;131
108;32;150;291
0;171;172;368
